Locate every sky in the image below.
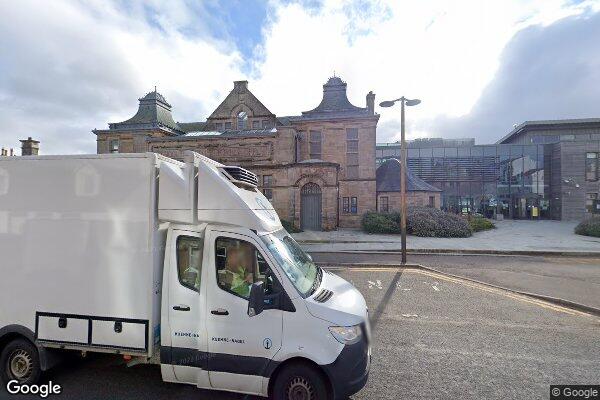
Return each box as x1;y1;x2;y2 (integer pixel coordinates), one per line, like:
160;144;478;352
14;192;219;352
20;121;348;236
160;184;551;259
1;0;600;154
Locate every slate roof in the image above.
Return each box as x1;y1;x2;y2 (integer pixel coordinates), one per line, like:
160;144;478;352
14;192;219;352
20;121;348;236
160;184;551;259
376;158;442;192
178;121;208;133
295;76;371;120
148;128;278;141
109;90;183;133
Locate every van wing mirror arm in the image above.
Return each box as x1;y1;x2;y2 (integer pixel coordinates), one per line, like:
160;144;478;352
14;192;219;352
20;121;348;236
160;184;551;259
248;282;265;317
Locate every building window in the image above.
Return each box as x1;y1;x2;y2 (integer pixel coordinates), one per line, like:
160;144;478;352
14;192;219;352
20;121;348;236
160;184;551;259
379;196;389;212
224;121;232;130
342;197;357;214
263;175;273;201
252;120;260;129
214;122;223;131
309;131;322;159
262;120;273;129
237;111;248;130
346;128;359;179
429;196;435;208
586;193;598;213
109;139;119;153
586;152;598;181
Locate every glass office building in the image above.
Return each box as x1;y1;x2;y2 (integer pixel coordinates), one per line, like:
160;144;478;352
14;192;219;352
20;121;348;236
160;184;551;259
376;143;551;219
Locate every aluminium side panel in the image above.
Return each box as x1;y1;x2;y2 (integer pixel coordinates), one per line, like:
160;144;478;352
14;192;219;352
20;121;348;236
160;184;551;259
0;154;162;355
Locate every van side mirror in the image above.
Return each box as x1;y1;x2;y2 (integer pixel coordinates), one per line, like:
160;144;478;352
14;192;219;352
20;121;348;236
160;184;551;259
248;282;265;317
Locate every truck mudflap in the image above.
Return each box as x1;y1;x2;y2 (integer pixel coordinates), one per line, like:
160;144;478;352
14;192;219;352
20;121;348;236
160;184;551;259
321;335;370;399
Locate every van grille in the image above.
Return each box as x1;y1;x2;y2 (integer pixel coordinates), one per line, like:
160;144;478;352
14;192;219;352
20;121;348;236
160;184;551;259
220;166;258;188
313;289;333;303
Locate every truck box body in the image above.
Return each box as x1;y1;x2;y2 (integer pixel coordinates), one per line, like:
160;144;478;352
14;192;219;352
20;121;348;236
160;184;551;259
0;152;371;400
0;153;171;356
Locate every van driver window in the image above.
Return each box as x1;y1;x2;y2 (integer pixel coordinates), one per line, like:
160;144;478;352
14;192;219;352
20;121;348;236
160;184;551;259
215;237;269;299
176;236;203;292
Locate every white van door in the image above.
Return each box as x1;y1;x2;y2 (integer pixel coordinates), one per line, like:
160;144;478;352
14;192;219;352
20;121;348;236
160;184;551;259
205;228;285;395
164;229;210;387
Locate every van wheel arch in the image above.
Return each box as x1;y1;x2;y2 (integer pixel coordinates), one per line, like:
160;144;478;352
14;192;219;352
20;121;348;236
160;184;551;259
269;357;333;400
0;325;54;371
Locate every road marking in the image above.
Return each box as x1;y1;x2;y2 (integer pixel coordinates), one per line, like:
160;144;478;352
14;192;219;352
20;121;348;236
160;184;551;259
330;266;597;319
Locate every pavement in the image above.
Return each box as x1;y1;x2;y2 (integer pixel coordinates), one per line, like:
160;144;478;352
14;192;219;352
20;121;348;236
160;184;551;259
311;252;600;312
293;220;600;254
5;268;599;400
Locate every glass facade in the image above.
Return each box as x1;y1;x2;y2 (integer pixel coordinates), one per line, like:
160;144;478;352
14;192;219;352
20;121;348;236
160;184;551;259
376;144;552;219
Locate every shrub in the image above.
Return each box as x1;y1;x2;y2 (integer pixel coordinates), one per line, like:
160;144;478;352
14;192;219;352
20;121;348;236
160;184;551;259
407;207;472;238
361;211;401;234
281;219;302;233
362;207;472;237
574;217;600;238
467;215;496;232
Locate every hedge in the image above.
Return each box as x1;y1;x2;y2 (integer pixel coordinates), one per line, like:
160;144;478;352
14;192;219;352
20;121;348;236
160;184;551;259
362;207;472;237
574;217;600;238
467;215;496;232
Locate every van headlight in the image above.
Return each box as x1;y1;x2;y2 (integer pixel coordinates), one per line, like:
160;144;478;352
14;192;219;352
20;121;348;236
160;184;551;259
329;325;362;345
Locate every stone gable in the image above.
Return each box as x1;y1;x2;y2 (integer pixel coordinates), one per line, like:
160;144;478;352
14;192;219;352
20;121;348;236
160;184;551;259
208;81;275;120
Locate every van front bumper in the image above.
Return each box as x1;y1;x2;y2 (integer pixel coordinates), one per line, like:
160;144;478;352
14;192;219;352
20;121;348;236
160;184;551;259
322;337;370;399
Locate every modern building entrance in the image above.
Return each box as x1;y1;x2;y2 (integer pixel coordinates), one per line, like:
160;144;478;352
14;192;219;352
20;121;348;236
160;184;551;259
300;183;322;231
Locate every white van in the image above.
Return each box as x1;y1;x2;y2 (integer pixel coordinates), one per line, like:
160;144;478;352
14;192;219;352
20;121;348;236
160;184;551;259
0;151;370;399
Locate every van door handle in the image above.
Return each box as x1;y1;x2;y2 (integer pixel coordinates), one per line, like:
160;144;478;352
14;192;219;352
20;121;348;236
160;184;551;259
211;308;229;316
173;305;190;311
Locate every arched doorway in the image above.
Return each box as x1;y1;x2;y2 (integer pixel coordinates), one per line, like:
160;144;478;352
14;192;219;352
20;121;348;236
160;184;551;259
301;183;322;231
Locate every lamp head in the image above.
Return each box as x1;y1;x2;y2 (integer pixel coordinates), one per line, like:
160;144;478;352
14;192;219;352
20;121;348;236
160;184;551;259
379;100;396;108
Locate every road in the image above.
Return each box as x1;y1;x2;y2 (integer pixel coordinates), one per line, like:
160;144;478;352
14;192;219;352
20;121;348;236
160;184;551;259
3;267;598;400
311;252;600;310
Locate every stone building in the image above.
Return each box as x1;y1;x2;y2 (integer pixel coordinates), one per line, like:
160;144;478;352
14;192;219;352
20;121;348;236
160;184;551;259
93;77;379;230
375;158;441;212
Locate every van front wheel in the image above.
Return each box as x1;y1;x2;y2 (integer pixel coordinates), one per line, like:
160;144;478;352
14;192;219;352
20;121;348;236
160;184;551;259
0;339;42;385
272;363;329;400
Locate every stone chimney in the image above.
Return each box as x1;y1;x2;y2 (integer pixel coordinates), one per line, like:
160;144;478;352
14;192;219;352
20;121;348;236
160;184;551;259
233;80;248;92
20;137;40;156
366;91;375;115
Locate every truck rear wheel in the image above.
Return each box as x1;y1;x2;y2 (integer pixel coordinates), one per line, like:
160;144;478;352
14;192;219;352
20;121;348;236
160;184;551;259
272;362;329;400
0;339;42;385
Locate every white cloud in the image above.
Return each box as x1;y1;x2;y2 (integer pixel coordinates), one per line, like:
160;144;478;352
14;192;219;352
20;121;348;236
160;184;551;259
0;0;599;154
251;0;600;142
0;0;244;154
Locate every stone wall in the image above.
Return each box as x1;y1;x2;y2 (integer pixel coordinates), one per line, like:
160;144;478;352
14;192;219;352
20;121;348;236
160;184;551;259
376;191;441;212
96;129;170;154
339;180;376;228
148;128;296;165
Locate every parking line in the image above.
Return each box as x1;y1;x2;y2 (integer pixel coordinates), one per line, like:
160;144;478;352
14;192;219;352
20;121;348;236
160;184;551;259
330;266;597;319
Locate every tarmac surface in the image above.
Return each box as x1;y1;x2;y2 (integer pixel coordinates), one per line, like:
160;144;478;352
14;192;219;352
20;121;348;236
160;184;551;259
3;268;598;400
311;252;600;311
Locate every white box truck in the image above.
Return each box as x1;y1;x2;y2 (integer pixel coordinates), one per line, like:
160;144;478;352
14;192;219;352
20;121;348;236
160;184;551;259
0;151;370;399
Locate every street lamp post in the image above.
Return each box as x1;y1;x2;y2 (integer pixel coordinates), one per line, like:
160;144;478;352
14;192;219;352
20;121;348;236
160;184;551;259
380;97;421;264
